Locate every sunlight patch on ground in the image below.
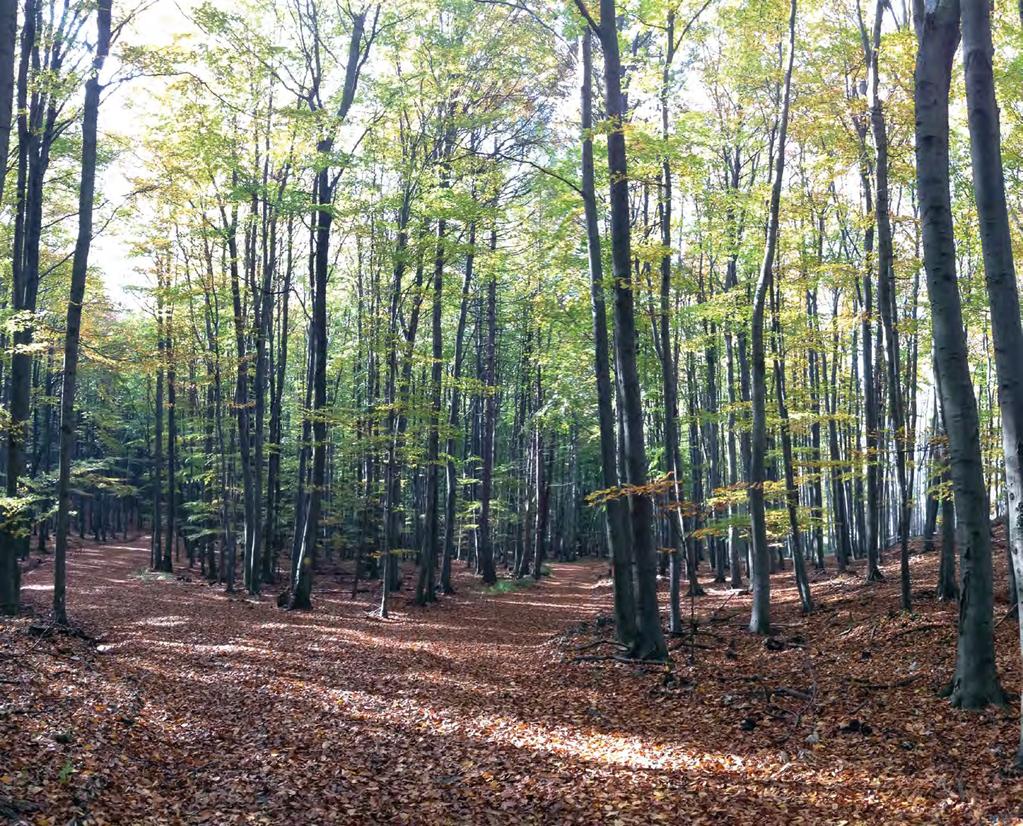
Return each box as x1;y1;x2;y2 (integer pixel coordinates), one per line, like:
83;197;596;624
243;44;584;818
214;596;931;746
133;615;189;628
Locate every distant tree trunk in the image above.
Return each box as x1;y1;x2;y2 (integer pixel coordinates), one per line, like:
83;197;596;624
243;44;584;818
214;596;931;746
153;302;166;572
417;201;446;605
379;190;415;615
922;401;941;554
823;293;853;570
441;221;476;594
723;147;746;589
806;283;826;570
263;217;291;581
960;0;1023;743
657;12;692;630
770;279;812;612
290;9;371;611
938;444;958;601
164;264;177;572
290;165;329;610
861;0;909;598
532;404;551;582
748;0;796;634
914;0;1004;708
477;224;499;586
224;200;257;594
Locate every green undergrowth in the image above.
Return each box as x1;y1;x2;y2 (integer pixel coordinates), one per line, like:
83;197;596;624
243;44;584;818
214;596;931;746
485;565;553;595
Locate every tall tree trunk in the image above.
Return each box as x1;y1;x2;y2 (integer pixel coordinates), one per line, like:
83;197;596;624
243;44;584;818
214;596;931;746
477;224;499;586
416;206;446;605
164;264;177;572
748;0;796;634
914;0;1004;708
290;9;370;610
441;221;476;594
861;0;910;599
290;164;330;610
51;0;111;625
960;0;1023;743
590;0;666;660
579;30;637;648
0;0;38;612
770;279;812;612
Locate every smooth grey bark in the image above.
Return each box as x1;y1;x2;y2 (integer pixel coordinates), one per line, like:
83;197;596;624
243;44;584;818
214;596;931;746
582;0;666;660
851;90;883;579
823;290;853;570
579;32;637;646
441;221;475;594
913;0;1004;709
658;13;684;632
723;147;747;588
224;197;257;593
416;195;446;605
379;186;415;615
748;0;796;634
0;0;39;612
51;0;111;625
770;280;812;612
0;0;15;210
959;0;1023;749
164;266;178;572
860;0;910;600
291;8;373;610
806;284;826;571
477;224;499;586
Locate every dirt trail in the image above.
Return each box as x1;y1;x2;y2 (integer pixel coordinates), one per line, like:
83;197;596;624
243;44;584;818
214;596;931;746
3;536;1023;823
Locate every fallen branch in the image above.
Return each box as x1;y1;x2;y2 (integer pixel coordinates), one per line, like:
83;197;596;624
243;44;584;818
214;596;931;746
574;638;626;653
669;640;716;651
851;674;921;691
889;623;948;640
995;605;1018;628
569;654;671;667
772;687;813;701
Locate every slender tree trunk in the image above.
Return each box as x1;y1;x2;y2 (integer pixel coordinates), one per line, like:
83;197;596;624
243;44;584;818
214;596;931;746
861;0;910;599
770;279;813;612
51;2;111;624
416;204;446;605
477;224;499;586
592;0;666;659
579;31;637;648
748;0;796;634
291;10;370;610
164;265;177;572
441;221;476;594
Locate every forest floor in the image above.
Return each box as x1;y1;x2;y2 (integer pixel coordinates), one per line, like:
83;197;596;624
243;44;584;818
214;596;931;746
2;535;1023;824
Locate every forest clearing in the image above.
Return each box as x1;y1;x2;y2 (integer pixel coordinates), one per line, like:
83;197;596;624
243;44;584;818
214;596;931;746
5;0;1023;821
3;533;1022;824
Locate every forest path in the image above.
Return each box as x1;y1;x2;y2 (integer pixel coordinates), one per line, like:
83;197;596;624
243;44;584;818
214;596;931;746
3;535;1023;823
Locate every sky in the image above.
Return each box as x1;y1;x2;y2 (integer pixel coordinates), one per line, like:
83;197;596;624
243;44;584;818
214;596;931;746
92;0;197;312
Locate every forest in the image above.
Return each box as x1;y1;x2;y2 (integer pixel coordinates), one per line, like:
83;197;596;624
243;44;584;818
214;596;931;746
4;0;1023;820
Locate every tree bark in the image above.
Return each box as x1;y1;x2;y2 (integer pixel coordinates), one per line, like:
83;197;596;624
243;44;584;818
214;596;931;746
914;0;1004;708
591;0;666;660
960;0;1023;742
748;0;796;634
51;0;111;625
579;30;637;648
